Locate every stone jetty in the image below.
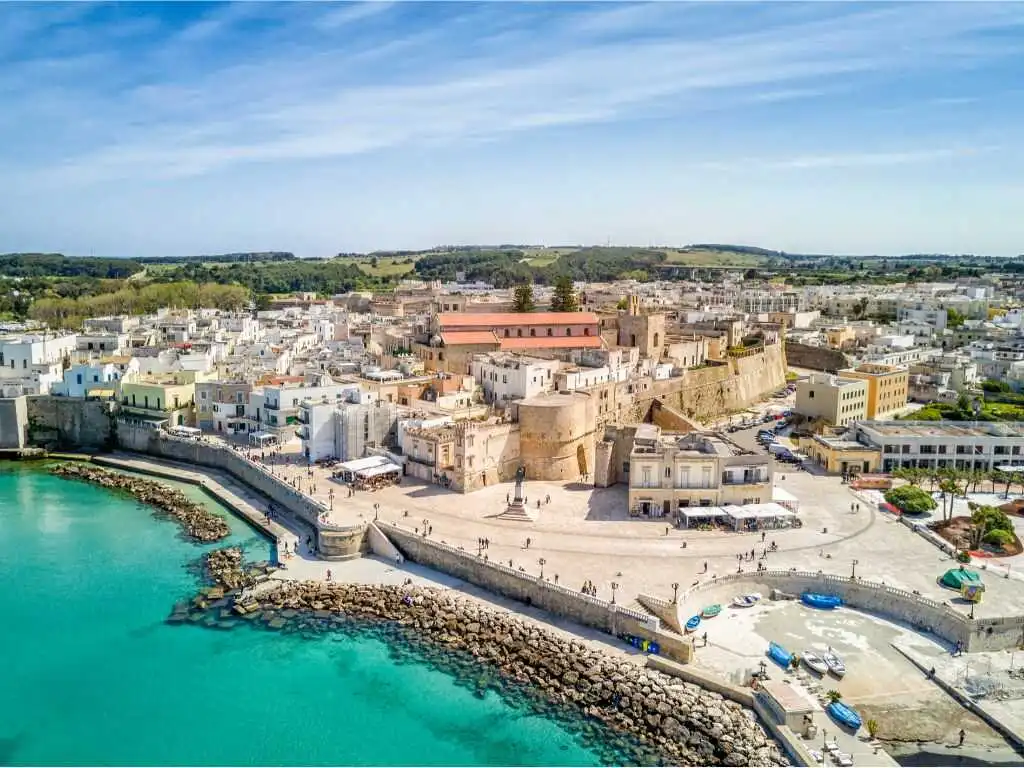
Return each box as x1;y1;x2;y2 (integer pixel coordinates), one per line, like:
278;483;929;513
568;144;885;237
191;551;783;766
50;463;230;542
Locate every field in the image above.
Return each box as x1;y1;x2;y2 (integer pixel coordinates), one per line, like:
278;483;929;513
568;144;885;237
662;249;768;267
352;256;418;278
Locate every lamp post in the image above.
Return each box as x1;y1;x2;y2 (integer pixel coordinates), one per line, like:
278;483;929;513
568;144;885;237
970;600;976;620
672;582;680;604
374;502;380;521
611;581;619;605
538;558;546;580
851;559;859;580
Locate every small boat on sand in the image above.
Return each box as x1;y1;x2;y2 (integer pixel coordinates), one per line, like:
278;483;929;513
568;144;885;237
767;641;793;668
732;593;762;608
701;604;722;618
685;615;701;632
801;592;843;610
826;700;862;731
801;650;828;675
823;647;846;677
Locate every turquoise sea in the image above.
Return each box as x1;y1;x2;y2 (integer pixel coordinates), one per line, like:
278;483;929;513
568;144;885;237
0;464;616;766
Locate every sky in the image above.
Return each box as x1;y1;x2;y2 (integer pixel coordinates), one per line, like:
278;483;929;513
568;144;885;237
1;0;1023;258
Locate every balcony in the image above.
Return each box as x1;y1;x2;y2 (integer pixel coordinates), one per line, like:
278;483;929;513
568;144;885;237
295;425;309;440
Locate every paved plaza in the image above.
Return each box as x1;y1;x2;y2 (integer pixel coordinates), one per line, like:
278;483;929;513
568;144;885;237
249;441;1024;620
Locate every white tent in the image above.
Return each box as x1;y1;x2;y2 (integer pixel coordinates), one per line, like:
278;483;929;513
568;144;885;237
249;431;279;446
679;506;728;528
724;502;796;531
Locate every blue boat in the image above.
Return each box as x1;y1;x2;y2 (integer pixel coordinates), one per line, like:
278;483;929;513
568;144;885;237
801;592;843;610
685;615;701;632
767;641;793;668
827;700;863;731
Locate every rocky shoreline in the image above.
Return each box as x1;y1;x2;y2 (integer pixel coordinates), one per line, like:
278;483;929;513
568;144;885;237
50;463;230;542
172;548;785;767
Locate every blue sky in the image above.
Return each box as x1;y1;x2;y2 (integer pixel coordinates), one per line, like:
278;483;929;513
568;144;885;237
1;1;1023;257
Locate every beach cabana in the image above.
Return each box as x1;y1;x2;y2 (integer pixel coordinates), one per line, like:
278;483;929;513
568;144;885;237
940;567;982;590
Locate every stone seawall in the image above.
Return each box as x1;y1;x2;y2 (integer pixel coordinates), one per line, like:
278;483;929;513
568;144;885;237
379;521;694;665
116;422;367;559
0;396;28;449
189;562;784;767
50;462;230;542
677;569;1024;652
27;395;115;449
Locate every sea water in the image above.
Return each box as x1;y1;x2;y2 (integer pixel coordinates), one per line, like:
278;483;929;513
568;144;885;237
0;464;612;766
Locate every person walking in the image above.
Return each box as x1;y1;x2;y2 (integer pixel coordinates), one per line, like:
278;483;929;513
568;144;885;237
958;729;965;747
525;537;531;549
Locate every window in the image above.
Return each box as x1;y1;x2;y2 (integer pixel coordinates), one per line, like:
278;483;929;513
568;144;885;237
504;329;510;337
566;328;572;336
547;328;553;336
808;390;815;399
938;445;947;454
517;329;523;337
76;374;82;385
902;445;911;454
584;328;590;336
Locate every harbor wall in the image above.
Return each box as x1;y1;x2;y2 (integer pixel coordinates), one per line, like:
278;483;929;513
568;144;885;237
378;521;694;664
0;396;28;449
26;396;115;449
116;421;367;559
679;570;984;650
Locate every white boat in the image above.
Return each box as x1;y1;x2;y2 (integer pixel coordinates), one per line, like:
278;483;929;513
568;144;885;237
801;650;828;675
823;647;846;677
731;593;762;608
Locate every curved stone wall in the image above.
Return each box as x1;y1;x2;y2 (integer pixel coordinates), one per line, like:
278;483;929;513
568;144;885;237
518;392;597;481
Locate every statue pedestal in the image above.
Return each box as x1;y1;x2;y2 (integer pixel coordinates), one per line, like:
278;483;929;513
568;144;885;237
499;497;537;522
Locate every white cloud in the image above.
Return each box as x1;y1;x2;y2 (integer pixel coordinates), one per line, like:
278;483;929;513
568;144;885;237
5;1;1024;184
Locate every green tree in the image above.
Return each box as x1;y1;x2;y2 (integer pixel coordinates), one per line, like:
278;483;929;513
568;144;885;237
946;307;966;328
550;275;579;312
512;283;536;312
884;485;938;514
253;293;273;311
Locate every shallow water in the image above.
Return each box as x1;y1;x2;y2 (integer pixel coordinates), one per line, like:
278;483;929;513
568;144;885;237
0;463;615;766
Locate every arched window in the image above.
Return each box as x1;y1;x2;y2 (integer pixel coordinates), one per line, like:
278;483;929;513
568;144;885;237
547;328;553;336
504;329;510;337
584;328;590;336
530;328;536;337
566;328;572;336
517;329;523;337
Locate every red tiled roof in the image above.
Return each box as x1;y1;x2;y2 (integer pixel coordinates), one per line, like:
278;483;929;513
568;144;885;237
440;331;500;346
499;336;603;350
438;312;599;328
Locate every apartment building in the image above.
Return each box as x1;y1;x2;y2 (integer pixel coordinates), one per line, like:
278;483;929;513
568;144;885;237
119;373;196;427
840;363;908;420
297;398;396;462
628;425;773;516
794;373;868;427
854;421;1024;472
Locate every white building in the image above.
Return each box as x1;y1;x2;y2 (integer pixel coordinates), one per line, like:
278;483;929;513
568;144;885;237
470;354;559;405
854;421;1024;472
53;361;134;397
298;399;398;462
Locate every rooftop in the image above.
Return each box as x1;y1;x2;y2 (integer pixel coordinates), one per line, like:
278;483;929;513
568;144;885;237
438;311;599;327
858;420;1024;438
500;336;602;351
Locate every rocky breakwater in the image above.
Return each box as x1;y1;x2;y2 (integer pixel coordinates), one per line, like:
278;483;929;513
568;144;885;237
50;463;230;542
217;577;784;766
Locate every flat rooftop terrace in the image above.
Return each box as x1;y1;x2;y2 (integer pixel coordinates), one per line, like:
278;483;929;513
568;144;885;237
860;421;1024;439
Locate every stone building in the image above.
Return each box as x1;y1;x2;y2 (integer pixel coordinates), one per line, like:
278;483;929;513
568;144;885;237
627;425;773;516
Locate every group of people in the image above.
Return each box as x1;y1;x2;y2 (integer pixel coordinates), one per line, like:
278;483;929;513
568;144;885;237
580;580;599;597
476;537;491;550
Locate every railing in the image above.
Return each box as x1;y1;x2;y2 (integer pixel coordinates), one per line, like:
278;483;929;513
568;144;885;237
378;520;658;628
679;568;972;626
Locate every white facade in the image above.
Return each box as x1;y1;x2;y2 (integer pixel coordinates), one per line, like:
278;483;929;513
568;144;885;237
53;362;124;397
470;354;559;404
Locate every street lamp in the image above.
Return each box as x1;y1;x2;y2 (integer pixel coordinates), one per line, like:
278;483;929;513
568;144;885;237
851;559;859;580
970;600;976;620
538;558;546;580
611;581;619;605
672;582;680;604
374;502;380;521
